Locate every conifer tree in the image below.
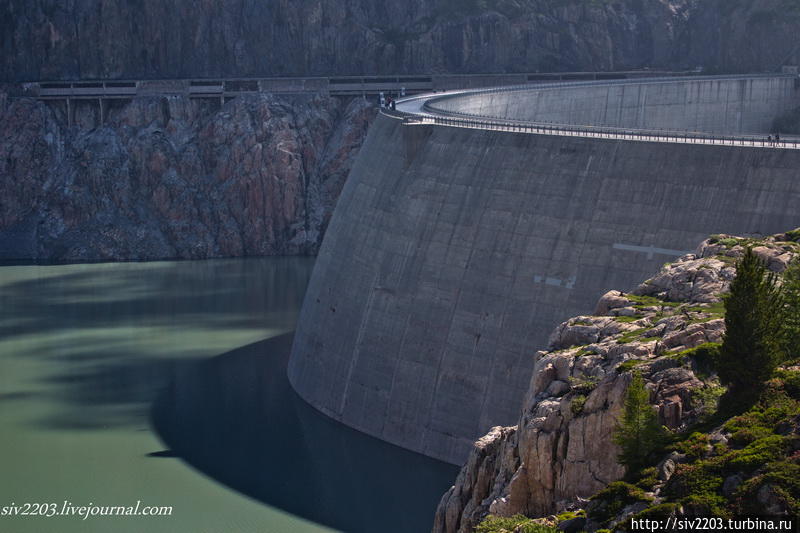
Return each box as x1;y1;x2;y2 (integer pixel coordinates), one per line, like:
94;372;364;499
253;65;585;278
783;259;800;360
613;372;665;473
717;247;786;404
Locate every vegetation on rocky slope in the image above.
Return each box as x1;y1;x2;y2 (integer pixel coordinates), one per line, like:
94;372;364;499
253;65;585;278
437;230;800;533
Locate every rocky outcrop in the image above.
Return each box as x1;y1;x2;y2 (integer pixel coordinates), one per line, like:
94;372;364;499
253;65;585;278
432;234;799;533
0;92;374;262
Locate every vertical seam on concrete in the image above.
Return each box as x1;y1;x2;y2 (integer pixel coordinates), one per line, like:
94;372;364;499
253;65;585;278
338;269;379;417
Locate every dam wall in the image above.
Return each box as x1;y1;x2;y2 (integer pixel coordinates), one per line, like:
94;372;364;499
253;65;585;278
288;85;800;465
427;76;799;134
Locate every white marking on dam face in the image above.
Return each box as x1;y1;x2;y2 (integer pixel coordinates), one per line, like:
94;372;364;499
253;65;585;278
613;243;692;259
533;274;576;289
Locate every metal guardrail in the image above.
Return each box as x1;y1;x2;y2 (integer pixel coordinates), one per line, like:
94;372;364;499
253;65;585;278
381;109;800;149
387;74;800;149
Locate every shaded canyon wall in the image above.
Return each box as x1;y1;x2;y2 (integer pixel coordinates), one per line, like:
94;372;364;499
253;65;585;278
6;0;800;82
0;93;374;262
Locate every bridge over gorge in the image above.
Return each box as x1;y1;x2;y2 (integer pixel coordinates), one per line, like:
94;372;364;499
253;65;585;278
287;74;800;465
7;70;695;126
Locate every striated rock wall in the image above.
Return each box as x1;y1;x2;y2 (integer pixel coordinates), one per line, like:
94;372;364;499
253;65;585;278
0;93;374;262
432;234;798;533
4;1;800;82
0;0;692;81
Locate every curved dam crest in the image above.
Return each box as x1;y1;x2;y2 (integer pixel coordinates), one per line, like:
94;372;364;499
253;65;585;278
289;76;800;465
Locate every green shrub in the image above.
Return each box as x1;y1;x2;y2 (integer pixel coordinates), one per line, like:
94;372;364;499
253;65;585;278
693;385;726;422
726;435;788;472
734;461;800;515
569;376;598;395
634;467;659;490
681;342;721;379
728;426;773;447
681;491;729;517
675;432;711;460
774;369;800;400
588;481;653;524
629;503;679;521
571;394;587;416
786;228;800;243
664;462;724;500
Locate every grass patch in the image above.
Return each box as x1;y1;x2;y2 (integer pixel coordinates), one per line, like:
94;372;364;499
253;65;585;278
615;315;645;323
555;510;585;523
569;376;599;395
617;359;645;374
588;482;654;524
686;301;726;317
617;327;650;344
575;347;597;357
674;432;711;460
627;294;681;309
633;467;659;490
475;514;558;533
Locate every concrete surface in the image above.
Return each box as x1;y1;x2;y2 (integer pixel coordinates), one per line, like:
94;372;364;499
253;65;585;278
426;76;798;134
288;78;800;465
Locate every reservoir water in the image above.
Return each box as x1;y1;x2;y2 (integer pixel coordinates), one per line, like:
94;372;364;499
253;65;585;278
0;258;458;533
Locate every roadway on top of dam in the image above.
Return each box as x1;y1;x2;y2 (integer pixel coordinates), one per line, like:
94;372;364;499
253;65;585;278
392;74;800;149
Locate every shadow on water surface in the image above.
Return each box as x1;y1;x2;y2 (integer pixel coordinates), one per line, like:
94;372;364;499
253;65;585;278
0;258;311;341
0;258;457;532
0;258;313;430
151;333;459;533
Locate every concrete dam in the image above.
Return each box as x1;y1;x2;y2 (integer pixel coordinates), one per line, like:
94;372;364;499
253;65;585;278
288;75;800;465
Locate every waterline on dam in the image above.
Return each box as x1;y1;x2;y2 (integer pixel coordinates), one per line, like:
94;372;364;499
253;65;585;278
0;258;457;533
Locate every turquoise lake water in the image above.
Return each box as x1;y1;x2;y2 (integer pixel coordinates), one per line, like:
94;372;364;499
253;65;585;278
0;258;458;533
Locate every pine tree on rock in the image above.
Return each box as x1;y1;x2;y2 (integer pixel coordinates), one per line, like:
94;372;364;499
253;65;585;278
717;247;786;405
782;259;800;360
613;371;665;473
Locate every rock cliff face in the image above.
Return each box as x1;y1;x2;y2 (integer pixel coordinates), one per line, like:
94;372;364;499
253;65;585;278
0;0;700;81
4;0;799;82
0;93;374;262
432;233;798;533
678;0;800;74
